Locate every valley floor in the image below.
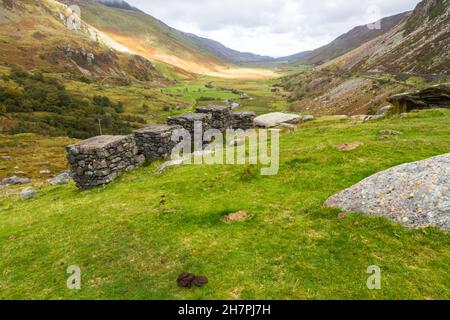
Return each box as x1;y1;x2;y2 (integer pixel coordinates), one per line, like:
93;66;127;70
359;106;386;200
0;110;449;299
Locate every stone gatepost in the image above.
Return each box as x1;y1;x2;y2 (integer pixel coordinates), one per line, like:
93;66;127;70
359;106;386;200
67;135;145;190
232;111;256;130
195;105;232;132
134;124;183;162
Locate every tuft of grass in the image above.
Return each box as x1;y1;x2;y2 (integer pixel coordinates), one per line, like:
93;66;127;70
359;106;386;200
0;109;449;300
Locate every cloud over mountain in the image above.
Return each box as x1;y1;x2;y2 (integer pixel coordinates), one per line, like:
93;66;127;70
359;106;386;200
126;0;420;56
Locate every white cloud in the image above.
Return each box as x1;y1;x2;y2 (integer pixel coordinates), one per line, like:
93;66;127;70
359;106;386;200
126;0;421;57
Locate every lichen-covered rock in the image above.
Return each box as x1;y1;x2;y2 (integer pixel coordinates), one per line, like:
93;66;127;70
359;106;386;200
21;187;36;200
254;112;302;128
232;112;256;130
67;135;143;190
325;154;450;231
134;124;183;162
196;105;232;132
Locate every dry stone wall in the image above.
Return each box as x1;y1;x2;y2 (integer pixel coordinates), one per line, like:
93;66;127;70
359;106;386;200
67;135;145;190
167;113;212;135
195;105;232;132
67;105;259;190
232;111;256;130
134;124;183;161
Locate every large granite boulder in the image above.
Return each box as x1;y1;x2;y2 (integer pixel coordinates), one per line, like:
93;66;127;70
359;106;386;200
254;112;303;128
325;154;450;231
387;83;450;112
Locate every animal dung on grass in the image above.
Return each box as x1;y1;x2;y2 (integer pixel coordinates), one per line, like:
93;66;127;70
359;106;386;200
177;272;209;288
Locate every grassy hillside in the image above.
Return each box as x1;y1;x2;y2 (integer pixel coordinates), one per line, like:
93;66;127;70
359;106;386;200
72;0;224;73
0;0;163;82
0;109;449;299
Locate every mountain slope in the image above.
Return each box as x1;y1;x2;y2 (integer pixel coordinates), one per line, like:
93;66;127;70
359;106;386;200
280;0;450;116
96;0;142;12
184;33;275;64
59;0;274;77
0;0;162;82
294;12;409;65
327;0;450;74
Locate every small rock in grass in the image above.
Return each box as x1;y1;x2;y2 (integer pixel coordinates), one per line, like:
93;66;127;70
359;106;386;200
21;187;36;200
221;210;253;223
376;105;394;116
1;176;31;185
302;115;315;122
379;130;403;135
335;142;363;151
40;170;51;175
1;156;12;161
48;172;71;185
177;272;209;288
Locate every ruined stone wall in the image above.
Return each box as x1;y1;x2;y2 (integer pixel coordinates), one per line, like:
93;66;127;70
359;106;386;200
167;113;212;135
67;105;260;190
134;124;182;161
195;105;232;132
67;135;145;190
232;112;256;130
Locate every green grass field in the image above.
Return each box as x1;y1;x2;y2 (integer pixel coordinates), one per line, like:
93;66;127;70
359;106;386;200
0;109;449;300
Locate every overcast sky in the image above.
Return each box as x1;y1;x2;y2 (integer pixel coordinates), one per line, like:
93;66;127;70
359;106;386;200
126;0;421;57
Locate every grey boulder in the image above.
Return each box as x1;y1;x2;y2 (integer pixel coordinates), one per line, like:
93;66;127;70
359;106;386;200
48;172;72;185
325;154;450;231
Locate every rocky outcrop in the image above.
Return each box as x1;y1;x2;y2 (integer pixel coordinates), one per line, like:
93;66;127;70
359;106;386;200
325;154;450;231
67;135;145;190
388;84;450;112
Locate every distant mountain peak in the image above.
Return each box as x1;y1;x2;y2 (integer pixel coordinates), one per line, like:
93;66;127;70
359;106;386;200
96;0;142;12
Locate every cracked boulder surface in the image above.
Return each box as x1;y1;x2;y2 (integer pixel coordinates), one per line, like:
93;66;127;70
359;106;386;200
325;153;450;231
